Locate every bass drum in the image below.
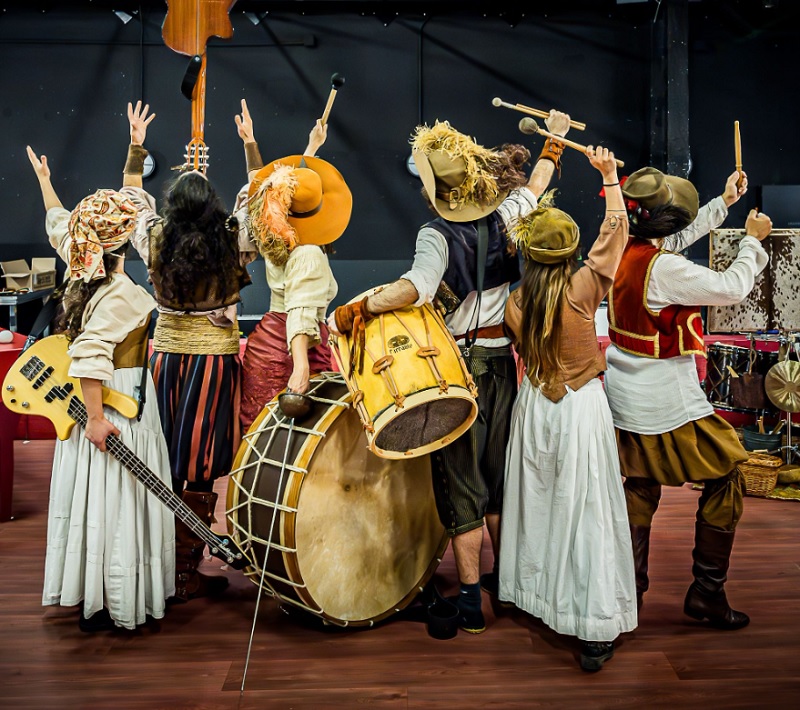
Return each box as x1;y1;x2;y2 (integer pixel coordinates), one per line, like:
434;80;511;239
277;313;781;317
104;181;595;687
226;372;448;627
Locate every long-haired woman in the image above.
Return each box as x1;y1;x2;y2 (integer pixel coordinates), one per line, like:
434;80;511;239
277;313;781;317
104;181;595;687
499;146;637;671
120;102;256;602
27;146;175;631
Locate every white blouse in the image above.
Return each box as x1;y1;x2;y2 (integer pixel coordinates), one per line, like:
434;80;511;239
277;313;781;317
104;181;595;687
605;197;769;435
266;244;338;349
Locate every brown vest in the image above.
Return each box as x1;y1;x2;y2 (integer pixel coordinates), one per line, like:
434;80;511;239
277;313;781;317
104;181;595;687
507;290;606;403
112;315;151;369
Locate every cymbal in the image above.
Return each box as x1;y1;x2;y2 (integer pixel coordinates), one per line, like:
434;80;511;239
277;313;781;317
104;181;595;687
765;360;800;413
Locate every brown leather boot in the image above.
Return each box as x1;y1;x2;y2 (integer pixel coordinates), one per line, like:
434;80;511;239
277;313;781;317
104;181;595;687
683;522;749;630
173;490;230;603
630;525;651;613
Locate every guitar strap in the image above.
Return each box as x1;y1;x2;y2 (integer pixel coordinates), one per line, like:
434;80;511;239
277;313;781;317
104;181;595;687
181;55;203;101
135;335;149;422
23;289;60;352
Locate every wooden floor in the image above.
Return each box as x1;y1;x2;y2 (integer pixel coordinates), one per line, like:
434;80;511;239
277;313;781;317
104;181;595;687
2;441;799;709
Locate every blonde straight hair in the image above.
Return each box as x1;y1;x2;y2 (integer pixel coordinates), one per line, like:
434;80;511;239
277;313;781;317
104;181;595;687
517;258;575;388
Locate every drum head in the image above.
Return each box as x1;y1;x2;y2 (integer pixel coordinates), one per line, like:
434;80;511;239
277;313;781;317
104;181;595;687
227;373;447;625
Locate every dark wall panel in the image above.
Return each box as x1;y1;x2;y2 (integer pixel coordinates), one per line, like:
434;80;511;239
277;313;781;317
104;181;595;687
1;2;797;310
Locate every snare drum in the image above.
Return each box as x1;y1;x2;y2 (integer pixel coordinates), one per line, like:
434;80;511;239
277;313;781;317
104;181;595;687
331;288;479;459
226;373;448;627
705;343;778;412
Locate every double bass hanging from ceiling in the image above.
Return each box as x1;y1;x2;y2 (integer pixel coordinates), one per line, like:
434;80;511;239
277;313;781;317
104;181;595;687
162;0;239;173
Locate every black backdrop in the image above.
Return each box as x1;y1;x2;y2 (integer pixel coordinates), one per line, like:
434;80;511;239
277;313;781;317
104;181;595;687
1;0;798;324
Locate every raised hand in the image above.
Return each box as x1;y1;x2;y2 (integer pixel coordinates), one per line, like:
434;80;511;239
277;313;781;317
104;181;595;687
26;146;50;180
745;209;772;241
128;100;155;146
586;145;618;183
722;170;748;207
235;98;255;143
545;109;571;138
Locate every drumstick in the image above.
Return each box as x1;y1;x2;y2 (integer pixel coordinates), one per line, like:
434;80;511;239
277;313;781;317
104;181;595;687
771;419;786;435
727;365;740;379
492;97;587;131
320;72;345;126
734;120;744;190
518;117;624;168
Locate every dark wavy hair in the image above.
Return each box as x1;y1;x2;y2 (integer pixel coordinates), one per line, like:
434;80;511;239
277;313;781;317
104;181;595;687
156;172;240;306
57;250;125;341
628;204;694;240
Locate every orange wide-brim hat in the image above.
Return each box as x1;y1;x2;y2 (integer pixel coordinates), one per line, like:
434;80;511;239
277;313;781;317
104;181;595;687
248;155;353;246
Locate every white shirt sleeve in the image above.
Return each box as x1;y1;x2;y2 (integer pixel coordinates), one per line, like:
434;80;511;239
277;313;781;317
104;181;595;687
400;227;449;307
647;235;769;311
399;187;537;309
659;196;728;253
494;186;539;228
45;207;73;265
119;186;160;264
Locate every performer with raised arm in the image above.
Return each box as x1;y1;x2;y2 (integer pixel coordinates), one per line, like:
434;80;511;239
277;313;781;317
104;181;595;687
603;166;772;629
27;146;175;631
120;101;254;603
500;146;635;672
329;113;570;634
237;101;352;432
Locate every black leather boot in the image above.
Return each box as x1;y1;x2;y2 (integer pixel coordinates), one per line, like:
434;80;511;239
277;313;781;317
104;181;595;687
683;522;749;630
172;491;230;603
630;525;651;612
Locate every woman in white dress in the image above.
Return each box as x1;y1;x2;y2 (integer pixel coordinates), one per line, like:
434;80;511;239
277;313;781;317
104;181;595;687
28;147;175;632
499;146;636;671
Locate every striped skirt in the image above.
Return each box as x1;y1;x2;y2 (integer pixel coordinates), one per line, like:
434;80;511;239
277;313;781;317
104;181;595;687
150;351;241;486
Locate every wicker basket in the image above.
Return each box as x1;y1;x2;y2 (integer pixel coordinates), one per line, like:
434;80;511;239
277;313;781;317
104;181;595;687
739;453;783;497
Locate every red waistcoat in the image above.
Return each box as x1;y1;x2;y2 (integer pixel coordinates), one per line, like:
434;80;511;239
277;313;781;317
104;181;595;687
608;239;705;359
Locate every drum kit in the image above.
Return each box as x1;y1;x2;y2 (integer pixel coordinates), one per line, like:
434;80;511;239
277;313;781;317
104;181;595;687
705;332;800;462
225;289;480;634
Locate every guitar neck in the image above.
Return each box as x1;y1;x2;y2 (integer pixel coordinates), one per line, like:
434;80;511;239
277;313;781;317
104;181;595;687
191;53;207;143
66;398;239;564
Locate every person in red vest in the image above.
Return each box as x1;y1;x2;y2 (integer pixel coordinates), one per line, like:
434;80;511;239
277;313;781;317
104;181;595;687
603;166;772;630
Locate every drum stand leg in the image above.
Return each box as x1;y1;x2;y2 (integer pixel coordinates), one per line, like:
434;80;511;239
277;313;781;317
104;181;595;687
240;416;296;696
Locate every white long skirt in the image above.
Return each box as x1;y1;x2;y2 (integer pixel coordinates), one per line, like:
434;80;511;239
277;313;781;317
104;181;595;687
499;377;637;642
42;368;176;629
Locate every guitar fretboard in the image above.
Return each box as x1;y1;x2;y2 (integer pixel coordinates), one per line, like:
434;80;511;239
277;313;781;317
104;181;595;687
19;351;242;566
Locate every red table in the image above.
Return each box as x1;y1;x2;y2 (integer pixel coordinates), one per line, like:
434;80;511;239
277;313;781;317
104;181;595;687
1;330;26;521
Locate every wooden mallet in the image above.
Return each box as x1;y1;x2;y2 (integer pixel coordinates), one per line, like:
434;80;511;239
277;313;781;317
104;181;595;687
734;120;744;190
518;117;624;168
321;72;345;126
493;97;587;131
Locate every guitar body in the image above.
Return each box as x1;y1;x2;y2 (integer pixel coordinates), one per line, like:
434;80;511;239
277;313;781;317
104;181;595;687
1;335;138;441
1;334;247;568
162;0;237;57
162;1;238;172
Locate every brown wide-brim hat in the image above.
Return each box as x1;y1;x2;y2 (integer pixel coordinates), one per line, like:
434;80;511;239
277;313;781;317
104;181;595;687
622;166;699;223
249;155;352;246
411;121;508;223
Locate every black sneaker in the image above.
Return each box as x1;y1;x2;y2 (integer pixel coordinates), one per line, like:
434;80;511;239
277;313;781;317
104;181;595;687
579;641;615;672
447;595;486;634
78;607;115;633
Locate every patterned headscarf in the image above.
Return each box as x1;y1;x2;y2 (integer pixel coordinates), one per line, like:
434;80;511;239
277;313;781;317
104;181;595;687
68;189;137;282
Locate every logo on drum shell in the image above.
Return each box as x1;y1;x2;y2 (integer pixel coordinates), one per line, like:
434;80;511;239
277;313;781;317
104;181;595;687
388;335;412;354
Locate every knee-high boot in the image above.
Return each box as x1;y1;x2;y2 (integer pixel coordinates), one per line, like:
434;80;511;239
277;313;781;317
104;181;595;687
683;521;749;630
630;525;651;612
174;491;230;602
